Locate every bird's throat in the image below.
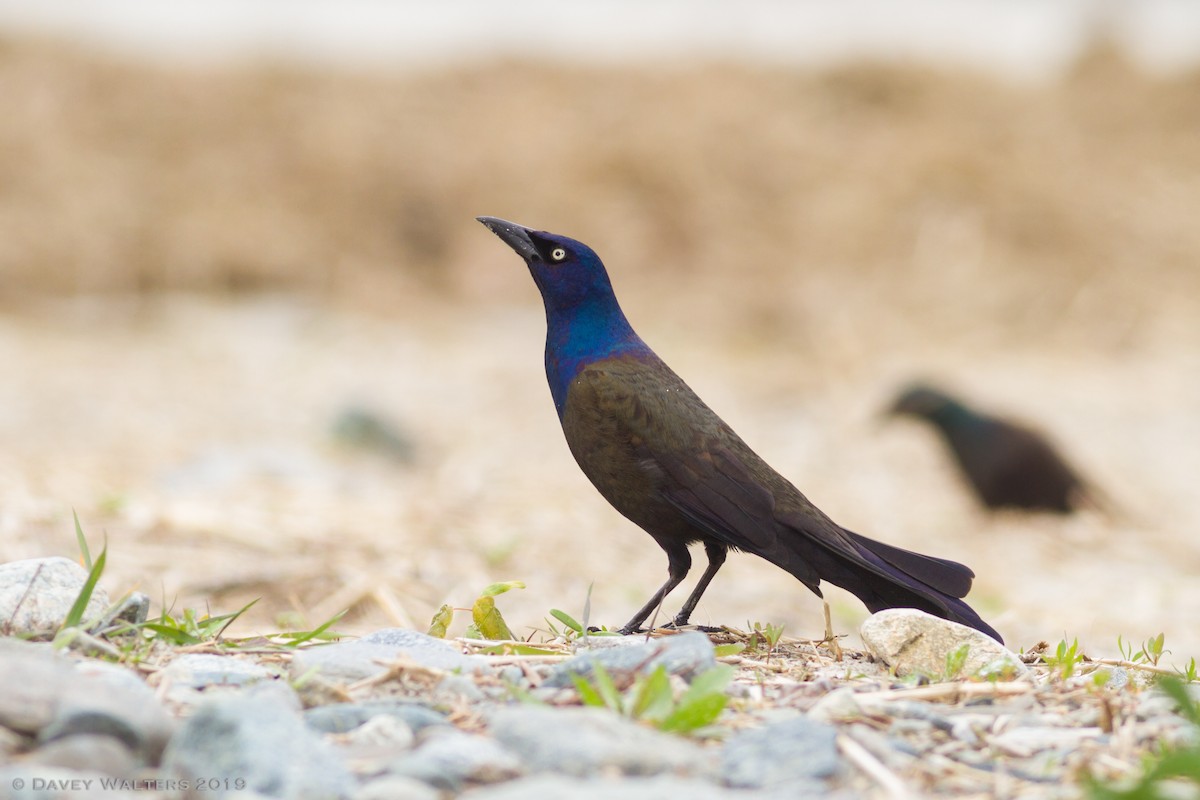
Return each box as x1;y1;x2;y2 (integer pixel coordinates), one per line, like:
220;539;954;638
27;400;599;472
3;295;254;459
543;302;648;419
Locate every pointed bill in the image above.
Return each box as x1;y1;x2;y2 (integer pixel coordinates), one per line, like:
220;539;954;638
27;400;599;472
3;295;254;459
477;216;539;261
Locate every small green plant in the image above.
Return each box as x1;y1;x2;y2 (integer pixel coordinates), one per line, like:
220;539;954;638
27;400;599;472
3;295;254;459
1044;638;1084;680
942;642;971;681
1086;677;1200;799
134;601;259;646
534;583;619;644
60;514;347;660
571;662;735;734
746;621;785;658
426;581;526;641
1119;633;1170;667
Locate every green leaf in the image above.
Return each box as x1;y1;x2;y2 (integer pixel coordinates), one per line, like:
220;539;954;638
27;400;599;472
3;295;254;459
1158;677;1200;728
472;596;516;640
550;609;584;634
590;662;623;712
62;543;107;630
571;672;606;707
659;692;728;732
1147;747;1200;782
685;664;735;698
631;665;674;722
714;643;746;658
427;604;454;638
480;581;526;598
480;644;562;656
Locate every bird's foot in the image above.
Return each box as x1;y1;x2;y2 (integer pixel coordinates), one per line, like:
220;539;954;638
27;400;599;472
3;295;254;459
663;621;724;634
664;615;724;634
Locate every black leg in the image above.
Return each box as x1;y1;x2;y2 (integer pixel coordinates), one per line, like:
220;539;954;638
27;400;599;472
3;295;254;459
620;544;691;635
671;542;727;627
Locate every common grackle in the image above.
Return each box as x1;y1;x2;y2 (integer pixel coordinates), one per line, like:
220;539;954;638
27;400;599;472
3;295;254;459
888;383;1096;514
478;217;1001;642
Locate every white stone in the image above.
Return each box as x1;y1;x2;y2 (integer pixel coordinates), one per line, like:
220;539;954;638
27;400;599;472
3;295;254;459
859;608;1027;679
0;557;110;635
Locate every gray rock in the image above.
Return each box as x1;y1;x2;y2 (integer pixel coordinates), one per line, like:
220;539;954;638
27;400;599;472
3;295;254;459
343;714;415;749
94;592;151;630
459;774;746;800
305;701;448;735
544;631;716;688
161;689;355;799
353;776;439;800
291;629;490;684
859;609;1027;679
721;715;842;789
0;765;136;799
161;653;277;689
990;726;1106;758
0;639;78;734
27;734;139;778
386;729;522;790
42;660;175;762
0;557;111;635
488;706;711;778
810;688;874;726
438;673;486;702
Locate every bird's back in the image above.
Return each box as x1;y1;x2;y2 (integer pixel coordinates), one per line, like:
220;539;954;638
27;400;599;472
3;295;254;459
945;416;1081;511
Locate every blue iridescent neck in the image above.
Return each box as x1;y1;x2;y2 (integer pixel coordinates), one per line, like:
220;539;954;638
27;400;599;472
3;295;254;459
544;299;650;418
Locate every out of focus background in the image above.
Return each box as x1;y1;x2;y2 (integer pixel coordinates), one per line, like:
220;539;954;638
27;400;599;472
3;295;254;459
1;1;1197;660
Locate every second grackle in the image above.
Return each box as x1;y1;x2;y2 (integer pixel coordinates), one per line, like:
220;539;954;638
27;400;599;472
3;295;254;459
479;217;1001;642
888;383;1098;514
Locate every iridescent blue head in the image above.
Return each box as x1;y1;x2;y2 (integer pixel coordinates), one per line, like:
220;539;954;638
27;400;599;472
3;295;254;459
477;216;652;418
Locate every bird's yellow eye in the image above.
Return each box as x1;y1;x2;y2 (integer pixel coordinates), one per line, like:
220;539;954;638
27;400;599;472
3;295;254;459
551;247;567;262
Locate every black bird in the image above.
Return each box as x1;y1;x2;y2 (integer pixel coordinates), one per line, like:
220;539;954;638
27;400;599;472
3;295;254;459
888;383;1095;514
478;217;1001;642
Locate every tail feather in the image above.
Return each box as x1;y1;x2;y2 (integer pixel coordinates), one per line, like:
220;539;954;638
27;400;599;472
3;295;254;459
843;530;974;599
829;529;1002;643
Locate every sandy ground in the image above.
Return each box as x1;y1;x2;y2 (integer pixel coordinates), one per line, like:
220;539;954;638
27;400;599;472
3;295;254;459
0;40;1198;666
1;291;1196;666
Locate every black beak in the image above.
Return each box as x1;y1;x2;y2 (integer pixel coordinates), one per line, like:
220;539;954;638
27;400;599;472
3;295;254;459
477;216;539;262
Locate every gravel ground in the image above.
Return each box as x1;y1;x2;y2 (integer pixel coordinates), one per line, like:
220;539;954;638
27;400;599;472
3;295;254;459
2;562;1197;800
0;294;1196;666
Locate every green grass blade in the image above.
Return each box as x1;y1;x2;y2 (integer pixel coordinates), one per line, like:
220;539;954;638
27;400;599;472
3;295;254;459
281;609;347;646
72;510;92;572
61;543;106;630
211;598;258;640
550;609;583;634
137;622;202;646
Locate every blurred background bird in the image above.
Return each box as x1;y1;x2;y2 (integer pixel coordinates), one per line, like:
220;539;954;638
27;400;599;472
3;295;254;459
886;383;1106;515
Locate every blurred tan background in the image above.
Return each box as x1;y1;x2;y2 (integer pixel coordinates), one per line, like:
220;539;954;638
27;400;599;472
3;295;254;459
1;2;1198;662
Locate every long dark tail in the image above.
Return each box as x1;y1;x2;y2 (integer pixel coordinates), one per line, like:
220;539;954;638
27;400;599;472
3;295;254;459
836;530;1002;643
